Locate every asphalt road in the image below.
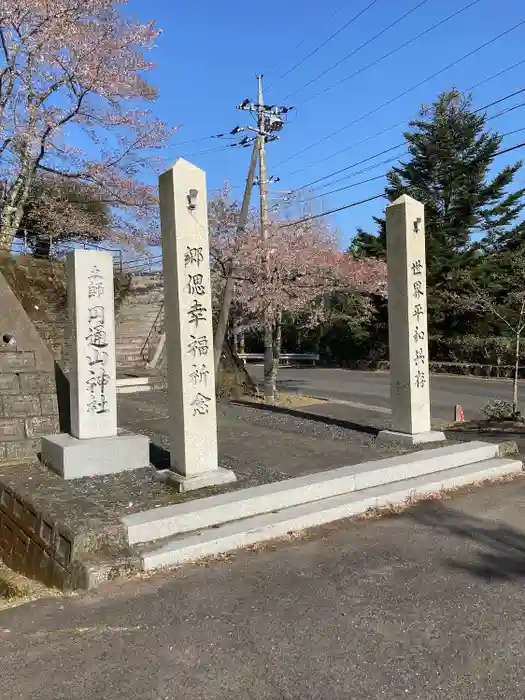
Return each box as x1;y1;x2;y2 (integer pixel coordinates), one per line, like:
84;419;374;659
248;366;521;423
3;477;525;699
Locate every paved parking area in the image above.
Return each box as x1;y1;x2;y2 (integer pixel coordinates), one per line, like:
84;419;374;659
247;366;522;424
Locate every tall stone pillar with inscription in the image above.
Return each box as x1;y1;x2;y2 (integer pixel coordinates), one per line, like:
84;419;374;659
377;195;446;446
159;158;236;491
41;250;150;478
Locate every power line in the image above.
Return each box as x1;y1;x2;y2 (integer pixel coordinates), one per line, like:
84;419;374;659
298;174;388;204
266;0;380;91
265;2;347;78
274;20;525;168
180;144;246;158
227;61;525;194
468;58;525;90
503;126;525;138
297;144;406;191
169;126;258;151
284;133;525;211
280;193;385;227
279;61;525;180
246;138;525;232
324;155;404;191
281;0;431;102
287;90;525;194
170;133;234;148
495;140;525;156
282;121;408;179
486;99;525;122
475;88;525;113
299;0;484;105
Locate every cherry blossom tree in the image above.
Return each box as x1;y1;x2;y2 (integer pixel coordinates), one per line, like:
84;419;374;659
209;191;386;399
0;0;173;252
17;172;110;256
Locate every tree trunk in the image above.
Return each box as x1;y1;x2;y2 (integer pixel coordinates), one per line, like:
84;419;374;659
0;158;34;253
513;332;520;416
0;207;20;253
270;310;283;400
33;234;52;259
213;269;235;381
232;322;239;354
263;310;274;402
212;140;258;383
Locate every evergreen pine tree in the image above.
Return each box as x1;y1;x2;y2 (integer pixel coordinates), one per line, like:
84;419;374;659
351;89;525;334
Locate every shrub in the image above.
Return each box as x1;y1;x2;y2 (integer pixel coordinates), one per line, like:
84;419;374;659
482;399;515;421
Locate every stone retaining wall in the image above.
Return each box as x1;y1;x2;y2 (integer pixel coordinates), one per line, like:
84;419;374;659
0;474;81;589
0;349;59;461
0;270;60;463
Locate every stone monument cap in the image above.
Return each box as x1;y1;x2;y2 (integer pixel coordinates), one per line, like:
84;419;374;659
389;194;422;207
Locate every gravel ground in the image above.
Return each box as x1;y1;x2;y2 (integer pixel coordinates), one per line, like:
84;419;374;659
117;391;418;480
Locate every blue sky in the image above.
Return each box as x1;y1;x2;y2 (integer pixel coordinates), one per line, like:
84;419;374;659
128;0;525;249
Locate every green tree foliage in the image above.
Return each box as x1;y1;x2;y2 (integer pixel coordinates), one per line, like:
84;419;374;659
348;224;386;259
351;89;525;336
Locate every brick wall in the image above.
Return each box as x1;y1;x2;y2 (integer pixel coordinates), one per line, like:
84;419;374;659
0;348;59;462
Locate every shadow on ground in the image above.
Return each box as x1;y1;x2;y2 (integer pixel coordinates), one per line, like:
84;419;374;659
231;399;378;436
407;501;525;582
149;441;170;469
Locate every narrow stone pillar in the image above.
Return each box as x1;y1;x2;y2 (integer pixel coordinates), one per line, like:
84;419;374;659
377;195;446;446
68;250;117;439
41;250;149;478
159;158;236;491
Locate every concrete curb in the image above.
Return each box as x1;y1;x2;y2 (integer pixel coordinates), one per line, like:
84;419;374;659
139;457;524;570
123;441;501;546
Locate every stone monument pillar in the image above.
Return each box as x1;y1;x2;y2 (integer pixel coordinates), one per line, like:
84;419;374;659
41;250;149;478
159;159;236;492
68;250;118;440
377;195;446;446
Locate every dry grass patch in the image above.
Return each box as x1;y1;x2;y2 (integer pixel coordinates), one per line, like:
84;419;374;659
0;562;62;611
244;392;326;409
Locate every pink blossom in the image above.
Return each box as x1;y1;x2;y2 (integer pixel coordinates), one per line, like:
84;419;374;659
0;0;175;250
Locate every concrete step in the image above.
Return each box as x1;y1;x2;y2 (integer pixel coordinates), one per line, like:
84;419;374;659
116;345;145;352
116;335;157;344
115;338;150;348
116;377;152;394
117;317;161;324
121;294;164;304
118;358;147;367
123;441;503;546
117;322;160;330
119;314;160;322
117;354;145;364
137;457;523;571
117;309;162;319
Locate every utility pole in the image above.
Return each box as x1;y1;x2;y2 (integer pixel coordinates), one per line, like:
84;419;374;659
214;76;294;397
256;74;274;401
213;139;258;379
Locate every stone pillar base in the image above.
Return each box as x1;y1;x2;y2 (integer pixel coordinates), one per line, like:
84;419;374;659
376;430;447;447
41;432;150;480
156;467;237;493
